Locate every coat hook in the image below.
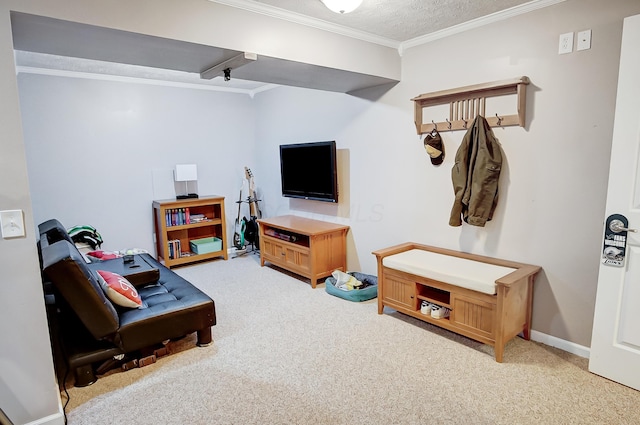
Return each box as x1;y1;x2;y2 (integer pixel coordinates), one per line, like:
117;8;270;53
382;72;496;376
495;113;503;126
431;120;438;131
445;118;452;130
462;118;468;128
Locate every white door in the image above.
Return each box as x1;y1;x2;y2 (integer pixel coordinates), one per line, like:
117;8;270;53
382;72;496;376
589;13;640;390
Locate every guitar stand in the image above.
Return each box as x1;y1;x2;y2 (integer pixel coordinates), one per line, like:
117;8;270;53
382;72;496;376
232;194;262;258
242;214;261;256
246;239;260;255
231;217;259;259
232;246;248;259
231;241;258;259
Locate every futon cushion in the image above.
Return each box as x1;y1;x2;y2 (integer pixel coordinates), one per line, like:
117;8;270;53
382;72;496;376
382;249;516;295
115;255;216;351
41;240;120;339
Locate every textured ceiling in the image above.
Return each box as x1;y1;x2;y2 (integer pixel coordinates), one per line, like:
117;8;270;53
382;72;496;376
218;0;533;42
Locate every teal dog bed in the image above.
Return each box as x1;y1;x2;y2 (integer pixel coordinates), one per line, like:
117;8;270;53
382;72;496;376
325;272;378;302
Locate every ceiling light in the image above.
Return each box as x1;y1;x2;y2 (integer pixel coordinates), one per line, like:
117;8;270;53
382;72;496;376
321;0;363;14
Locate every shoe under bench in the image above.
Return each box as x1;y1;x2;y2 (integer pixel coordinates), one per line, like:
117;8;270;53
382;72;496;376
372;242;541;362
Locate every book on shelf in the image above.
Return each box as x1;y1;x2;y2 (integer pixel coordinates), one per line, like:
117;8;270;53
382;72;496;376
168;239;182;259
165;207;193;227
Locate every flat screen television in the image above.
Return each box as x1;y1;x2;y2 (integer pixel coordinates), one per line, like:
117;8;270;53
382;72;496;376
280;141;338;203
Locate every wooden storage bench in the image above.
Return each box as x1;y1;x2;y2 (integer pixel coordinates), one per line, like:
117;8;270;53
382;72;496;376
373;243;540;362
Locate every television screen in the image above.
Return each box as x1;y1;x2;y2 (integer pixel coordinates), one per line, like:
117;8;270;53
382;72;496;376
280;141;338;203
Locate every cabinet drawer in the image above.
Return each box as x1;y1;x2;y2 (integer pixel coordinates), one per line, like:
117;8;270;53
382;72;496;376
382;274;417;310
283;246;310;271
450;294;495;339
262;236;310;272
262;237;281;259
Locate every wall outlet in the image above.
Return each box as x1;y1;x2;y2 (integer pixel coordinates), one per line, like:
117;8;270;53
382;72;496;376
559;32;573;54
577;29;592;51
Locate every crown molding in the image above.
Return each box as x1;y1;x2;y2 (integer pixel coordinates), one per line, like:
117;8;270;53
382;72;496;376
15;65;278;97
400;0;567;52
210;0;566;56
208;0;400;49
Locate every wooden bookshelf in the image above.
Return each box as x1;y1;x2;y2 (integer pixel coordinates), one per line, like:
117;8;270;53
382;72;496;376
153;196;227;268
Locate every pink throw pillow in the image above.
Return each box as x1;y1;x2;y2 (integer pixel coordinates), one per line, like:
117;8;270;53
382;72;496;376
96;270;142;309
87;250;120;260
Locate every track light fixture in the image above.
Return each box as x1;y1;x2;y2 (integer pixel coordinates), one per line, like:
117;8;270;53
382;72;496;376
200;52;257;80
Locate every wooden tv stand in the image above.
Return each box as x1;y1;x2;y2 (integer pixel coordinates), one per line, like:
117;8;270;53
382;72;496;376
257;215;349;288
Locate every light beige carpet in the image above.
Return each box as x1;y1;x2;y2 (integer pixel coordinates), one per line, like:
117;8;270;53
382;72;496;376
63;254;640;424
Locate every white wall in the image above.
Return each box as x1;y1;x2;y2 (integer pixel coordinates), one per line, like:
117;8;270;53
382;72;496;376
0;10;61;425
19;73;257;252
252;85;405;273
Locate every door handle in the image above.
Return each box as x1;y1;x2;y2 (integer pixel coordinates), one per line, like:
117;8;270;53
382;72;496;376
609;219;637;233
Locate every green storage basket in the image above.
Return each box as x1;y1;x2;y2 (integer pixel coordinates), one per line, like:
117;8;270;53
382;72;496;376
190;237;222;254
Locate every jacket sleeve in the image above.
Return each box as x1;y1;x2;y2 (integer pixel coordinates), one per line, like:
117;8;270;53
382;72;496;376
449;128;472;227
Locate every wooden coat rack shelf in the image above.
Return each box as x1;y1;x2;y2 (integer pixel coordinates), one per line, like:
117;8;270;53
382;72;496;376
411;76;530;134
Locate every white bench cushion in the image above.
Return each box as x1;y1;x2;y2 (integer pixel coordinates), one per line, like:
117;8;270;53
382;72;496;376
382;249;516;295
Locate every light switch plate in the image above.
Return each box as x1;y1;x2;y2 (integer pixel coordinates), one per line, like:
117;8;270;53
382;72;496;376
0;210;25;238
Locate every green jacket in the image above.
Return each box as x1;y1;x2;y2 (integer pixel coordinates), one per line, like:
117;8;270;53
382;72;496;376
449;115;502;227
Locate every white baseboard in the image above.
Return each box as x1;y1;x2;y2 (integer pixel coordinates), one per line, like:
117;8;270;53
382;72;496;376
530;330;590;359
25;411;65;425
